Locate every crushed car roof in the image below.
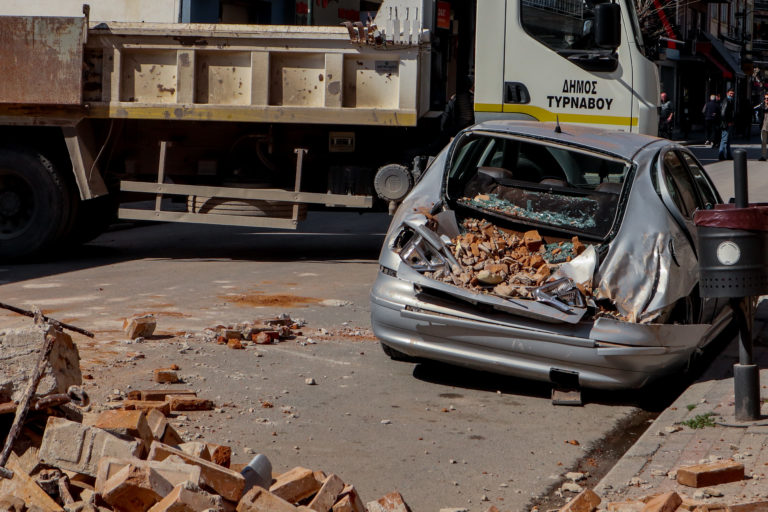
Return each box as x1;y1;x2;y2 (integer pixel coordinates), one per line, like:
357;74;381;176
467;120;661;159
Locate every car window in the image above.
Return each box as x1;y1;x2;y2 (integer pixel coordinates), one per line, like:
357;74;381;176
680;152;720;208
662;151;700;218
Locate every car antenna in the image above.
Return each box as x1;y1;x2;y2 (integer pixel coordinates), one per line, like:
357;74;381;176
554;116;562;133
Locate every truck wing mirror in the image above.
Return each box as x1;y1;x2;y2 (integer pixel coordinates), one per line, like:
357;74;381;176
595;3;621;50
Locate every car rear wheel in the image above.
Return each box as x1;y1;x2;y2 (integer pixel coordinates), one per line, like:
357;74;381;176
380;342;419;362
0;149;71;260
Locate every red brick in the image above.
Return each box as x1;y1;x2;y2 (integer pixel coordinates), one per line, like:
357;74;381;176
237;487;297;512
731;502;768;512
206;443;231;468
147;481;223;512
93;410;154;452
0;459;63;512
334;485;365;512
148;441;245;502
153;369;180;383
559;489;601;512
523;230;543;251
228;339;244;349
253;331;280;344
123;400;171;416
308;474;345;512
101;465;173;511
270;467;321;504
677;461;744;488
141;389;197;401
366;492;411;512
640;492;682;512
95;457;201;496
168;396;214;411
179;442;211;461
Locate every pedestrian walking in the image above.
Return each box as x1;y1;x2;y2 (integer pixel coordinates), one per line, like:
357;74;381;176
712;94;722;146
719;89;736;161
702;95;719;146
755;93;768;161
659;92;673;138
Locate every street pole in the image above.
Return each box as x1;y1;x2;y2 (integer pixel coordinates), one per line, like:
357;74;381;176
731;149;761;421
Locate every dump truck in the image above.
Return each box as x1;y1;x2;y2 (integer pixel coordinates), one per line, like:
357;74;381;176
0;0;659;259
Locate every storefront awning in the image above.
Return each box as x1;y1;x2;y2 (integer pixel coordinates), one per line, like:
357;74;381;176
700;32;746;78
697;44;734;78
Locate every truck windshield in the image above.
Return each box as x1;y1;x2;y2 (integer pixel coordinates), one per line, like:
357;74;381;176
447;133;631;240
520;0;614;53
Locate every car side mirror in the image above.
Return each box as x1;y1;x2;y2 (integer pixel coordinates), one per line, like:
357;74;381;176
595;3;621;50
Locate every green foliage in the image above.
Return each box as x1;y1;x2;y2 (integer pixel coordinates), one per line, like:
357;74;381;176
686;404;696;411
681;412;716;429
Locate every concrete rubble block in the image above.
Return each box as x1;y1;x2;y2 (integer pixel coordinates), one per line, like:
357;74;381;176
308;474;345;512
127;389;197;401
0;459;64;511
39;417;141;477
0;324;82;403
365;492;411;512
101;464;174;511
205;444;231;468
333;485;365;512
154;369;181;384
558;489;601;512
124;315;157;339
168;396;214;412
236;487;298;512
179;442;211;461
640;492;682;512
677;461;745;488
95;457;201;496
147;481;224;512
148;441;245;502
94;409;154;452
123;400;172;416
269;467;322;504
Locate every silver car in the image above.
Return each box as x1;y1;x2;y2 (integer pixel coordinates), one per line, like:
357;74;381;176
370;121;732;390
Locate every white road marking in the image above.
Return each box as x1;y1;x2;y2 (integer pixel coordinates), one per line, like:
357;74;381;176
22;295;99;306
22;283;62;289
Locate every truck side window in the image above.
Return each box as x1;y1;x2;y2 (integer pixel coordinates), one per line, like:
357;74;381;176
520;0;604;53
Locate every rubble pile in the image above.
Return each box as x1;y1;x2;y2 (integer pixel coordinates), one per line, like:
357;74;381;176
197;314;306;348
424;218;587;300
0;322;414;512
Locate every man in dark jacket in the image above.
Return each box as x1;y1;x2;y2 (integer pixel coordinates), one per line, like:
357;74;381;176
755;93;768;160
702;95;720;146
719;89;735;160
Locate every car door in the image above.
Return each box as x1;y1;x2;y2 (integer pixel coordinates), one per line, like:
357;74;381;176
654;148;718;322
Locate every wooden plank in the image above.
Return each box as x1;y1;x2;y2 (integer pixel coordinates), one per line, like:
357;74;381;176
118;208;300;229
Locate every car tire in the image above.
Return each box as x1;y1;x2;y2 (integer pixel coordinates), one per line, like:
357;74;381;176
380;342;419;362
0;149;71;260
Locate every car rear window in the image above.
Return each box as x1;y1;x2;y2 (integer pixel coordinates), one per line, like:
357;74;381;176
447;133;631;239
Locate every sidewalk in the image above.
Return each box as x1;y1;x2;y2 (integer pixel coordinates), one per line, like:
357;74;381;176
594;300;768;507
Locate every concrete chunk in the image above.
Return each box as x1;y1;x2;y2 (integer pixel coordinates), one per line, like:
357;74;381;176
558;489;601;512
95;457;201;496
270;467;321;504
179;442;211;461
366;492;411;512
148;441;245;502
308;474;344;512
677;461;745;488
0;324;81;403
237;487;297;512
101;464;173;511
38;417;141;477
148;481;224;512
147;408;170;440
124;315;157;339
640;492;682;512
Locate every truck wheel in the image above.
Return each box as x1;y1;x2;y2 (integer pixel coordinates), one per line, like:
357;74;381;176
0;149;69;260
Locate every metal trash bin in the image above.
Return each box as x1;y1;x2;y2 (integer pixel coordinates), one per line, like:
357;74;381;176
694;205;768;298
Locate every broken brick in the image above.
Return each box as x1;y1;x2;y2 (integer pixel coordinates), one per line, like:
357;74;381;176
179;442;211;461
559;489;601;512
148;441;245;502
38;417;141;477
123;399;171;416
228;339;244;349
366;492;411;512
572;236;586;255
254;331;279;344
153;369;180;383
101;464;173;511
523;230;543;251
130;389;197;401
147;481;224;512
124;315;157;339
335;484;365;512
237;487;298;512
206;443;232;468
93;409;154;453
640;492;682;512
270;467;322;504
677;461;745;488
308;474;345;512
168;395;214;411
95;457;201;496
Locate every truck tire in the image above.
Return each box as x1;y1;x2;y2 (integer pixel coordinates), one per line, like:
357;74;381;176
0;149;70;260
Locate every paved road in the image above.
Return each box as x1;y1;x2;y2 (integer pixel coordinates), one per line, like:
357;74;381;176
689;141;768;201
0;212;643;511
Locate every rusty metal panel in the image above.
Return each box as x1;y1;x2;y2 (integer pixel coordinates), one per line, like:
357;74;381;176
0;16;84;105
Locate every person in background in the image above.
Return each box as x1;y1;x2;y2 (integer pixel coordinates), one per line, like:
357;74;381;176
702;94;719;146
719;89;736;161
659;92;674;138
754;92;768;161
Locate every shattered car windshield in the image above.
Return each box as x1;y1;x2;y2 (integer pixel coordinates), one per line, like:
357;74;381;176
446;132;631;239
